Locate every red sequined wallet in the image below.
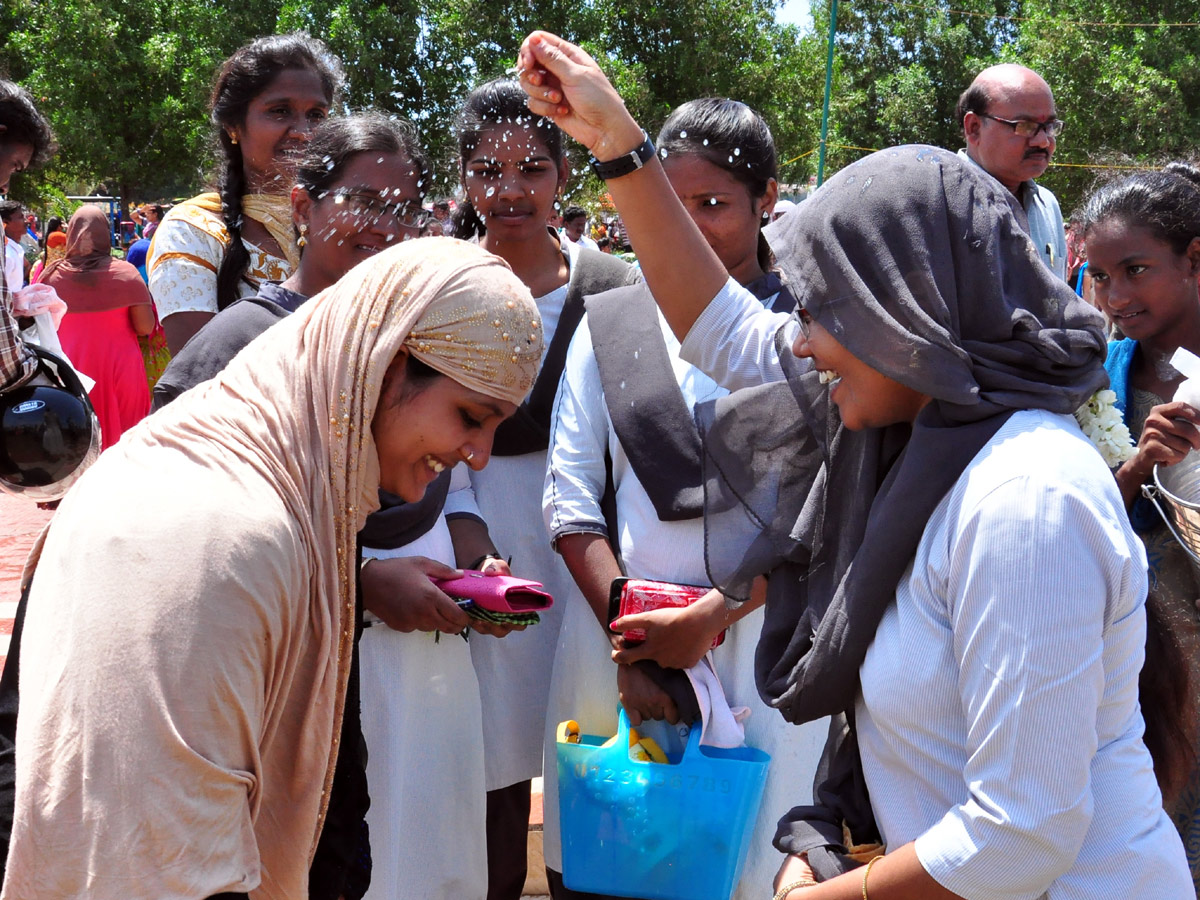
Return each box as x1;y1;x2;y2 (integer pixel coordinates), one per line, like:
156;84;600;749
607;577;725;648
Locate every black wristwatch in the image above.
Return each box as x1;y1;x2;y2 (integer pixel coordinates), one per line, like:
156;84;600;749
589;133;656;181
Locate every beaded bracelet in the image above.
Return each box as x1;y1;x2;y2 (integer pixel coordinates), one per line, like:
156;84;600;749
772;878;818;900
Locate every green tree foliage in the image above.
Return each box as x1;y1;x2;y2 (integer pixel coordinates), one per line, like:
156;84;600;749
811;0;1020;175
2;0;822;213
8;1;1193;220
813;0;1200;212
1015;0;1200;214
276;0;463;191
1;0;283;213
419;0;824;198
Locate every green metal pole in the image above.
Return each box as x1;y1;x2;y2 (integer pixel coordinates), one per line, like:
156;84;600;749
816;0;839;186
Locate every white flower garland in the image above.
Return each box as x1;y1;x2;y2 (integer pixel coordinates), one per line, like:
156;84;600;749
1074;389;1136;468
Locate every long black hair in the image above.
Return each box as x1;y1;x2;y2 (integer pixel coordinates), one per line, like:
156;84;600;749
0;79;56;167
1082;161;1200;800
210;32;343;311
1082;162;1200;255
656;98;778;274
453;78;564;240
294;112;430;204
38;215;64;269
41;216;63;244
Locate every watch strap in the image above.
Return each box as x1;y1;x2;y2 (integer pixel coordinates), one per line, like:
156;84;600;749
589;133;656;181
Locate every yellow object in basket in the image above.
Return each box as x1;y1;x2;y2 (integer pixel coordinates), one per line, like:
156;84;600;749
598;725;635;750
630;735;669;764
557;720;581;744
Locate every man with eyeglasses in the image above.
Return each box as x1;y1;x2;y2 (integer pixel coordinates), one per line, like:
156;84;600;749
956;64;1068;279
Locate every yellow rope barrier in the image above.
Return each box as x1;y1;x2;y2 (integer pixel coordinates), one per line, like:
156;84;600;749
1047;161;1162;171
782;148;818;164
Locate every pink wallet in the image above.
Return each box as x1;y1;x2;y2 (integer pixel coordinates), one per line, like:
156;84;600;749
432;570;554;613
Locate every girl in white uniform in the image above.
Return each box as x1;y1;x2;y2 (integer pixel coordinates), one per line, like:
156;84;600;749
360;466;492;900
452;79;634;900
542;99;826;899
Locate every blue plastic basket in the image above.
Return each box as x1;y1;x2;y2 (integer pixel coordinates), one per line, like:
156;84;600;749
557;708;770;900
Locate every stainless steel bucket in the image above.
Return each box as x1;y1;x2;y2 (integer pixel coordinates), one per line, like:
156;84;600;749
1142;451;1200;569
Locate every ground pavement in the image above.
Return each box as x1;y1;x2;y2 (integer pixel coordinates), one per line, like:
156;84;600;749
0;493;51;674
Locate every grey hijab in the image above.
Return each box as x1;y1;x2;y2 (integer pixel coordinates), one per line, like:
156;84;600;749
697;145;1108;872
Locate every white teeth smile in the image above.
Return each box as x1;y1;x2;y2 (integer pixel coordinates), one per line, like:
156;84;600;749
425;455;445;473
818;369;840;385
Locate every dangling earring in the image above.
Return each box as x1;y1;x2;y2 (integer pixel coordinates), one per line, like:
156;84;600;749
229;132;239;145
297;223;308;248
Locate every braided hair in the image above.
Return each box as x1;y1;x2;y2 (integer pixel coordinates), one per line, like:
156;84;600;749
209;33;343;311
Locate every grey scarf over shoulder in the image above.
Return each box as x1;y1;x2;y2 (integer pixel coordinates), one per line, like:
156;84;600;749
696;146;1108;874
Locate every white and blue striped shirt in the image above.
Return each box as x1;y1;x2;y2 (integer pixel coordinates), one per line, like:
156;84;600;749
859;409;1190;898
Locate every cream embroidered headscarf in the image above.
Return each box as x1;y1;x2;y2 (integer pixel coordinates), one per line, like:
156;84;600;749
2;239;541;900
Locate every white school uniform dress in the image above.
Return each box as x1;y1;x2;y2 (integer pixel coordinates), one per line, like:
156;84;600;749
467;247;581;793
360;464;488;900
541;296;828;898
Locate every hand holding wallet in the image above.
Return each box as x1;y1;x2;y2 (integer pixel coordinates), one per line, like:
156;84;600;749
432;570;553;626
608;577;726;649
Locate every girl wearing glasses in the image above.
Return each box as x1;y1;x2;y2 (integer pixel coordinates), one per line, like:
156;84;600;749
514;32;1190;900
149;33;342;354
152;113;429;408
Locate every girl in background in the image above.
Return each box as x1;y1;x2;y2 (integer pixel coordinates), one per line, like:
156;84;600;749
29;216;63;283
1083;162;1200;887
40;206;155;448
149;32;342;353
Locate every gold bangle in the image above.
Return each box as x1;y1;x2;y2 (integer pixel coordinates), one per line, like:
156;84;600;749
861;854;882;900
772;878;818;900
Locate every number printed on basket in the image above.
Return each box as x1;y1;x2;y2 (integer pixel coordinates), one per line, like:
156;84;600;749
579;763;732;794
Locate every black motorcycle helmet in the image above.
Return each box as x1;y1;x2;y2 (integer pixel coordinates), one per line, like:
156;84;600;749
0;345;100;501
